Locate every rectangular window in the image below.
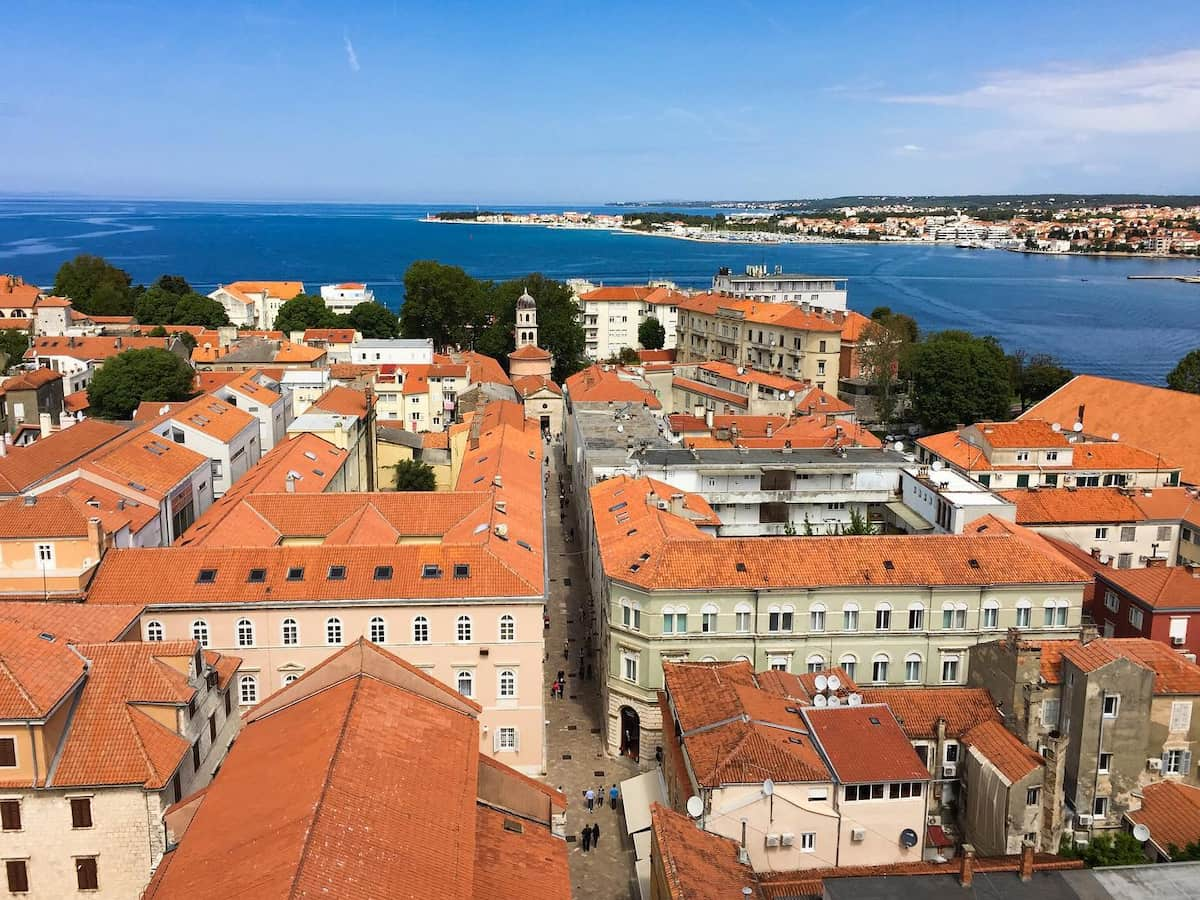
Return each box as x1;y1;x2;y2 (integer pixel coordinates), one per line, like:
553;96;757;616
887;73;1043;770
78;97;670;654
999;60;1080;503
1104;590;1119;613
1171;700;1193;733
622;652;638;683
192;741;201;772
807;788;828;801
800;832;816;852
843;608;859;631
1026;787;1040;806
1129;607;1144;630
1120;526;1136;542
75;856;98;891
497;727;517;751
1016;606;1031;628
941;656;960;683
1103;695;1120;718
982;606;998;629
1095;527;1108;540
1042;698;1060;729
1092;797;1108;819
810;609;825;632
1045;451;1058;461
208;713;217;743
875;608;891;630
1016;451;1030;462
1098;753;1112;774
0;801;20;831
36;543;53;564
1158;525;1173;542
0;739;15;768
70;797;92;829
5;860;28;894
735;610;750;633
1117;553;1133;569
908;608;924;630
702;611;718;633
1164;749;1191;775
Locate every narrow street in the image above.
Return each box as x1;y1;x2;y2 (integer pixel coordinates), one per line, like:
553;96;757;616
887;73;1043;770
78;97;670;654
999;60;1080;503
542;440;641;899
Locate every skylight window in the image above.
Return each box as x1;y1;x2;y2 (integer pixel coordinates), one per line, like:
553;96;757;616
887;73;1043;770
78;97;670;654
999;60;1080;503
196;569;217;584
422;564;443;579
735;562;747;573
968;558;981;569
517;540;532;551
327;565;347;580
883;560;895;571
453;563;470;579
286;566;305;581
247;568;266;583
304;451;318;461
374;565;393;580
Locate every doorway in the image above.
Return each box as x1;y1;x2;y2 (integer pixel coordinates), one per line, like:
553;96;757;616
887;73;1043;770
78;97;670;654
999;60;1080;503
619;706;640;761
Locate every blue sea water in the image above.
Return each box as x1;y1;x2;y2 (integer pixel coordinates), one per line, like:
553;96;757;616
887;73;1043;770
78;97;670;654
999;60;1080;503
1;197;1198;385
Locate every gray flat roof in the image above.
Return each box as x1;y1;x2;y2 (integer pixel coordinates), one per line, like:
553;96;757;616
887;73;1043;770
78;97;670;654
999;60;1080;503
637;447;908;468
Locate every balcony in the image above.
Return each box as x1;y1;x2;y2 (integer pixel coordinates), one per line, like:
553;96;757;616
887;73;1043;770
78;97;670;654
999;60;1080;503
704;489;893;505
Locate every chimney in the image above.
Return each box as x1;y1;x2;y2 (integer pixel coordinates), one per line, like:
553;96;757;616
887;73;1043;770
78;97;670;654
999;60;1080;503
1077;404;1086;427
1019;841;1035;882
959;844;975;888
87;516;104;557
1146;556;1167;568
669;493;686;516
1081;624;1099;645
705;408;714;429
39;412;52;438
1090;547;1103;560
285;474;296;493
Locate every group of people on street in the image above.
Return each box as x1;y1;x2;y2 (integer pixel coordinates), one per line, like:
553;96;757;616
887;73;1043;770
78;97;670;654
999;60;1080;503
579;785;620;852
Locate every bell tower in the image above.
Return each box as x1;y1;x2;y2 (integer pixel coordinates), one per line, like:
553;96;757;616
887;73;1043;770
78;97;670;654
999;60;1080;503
515;288;538;348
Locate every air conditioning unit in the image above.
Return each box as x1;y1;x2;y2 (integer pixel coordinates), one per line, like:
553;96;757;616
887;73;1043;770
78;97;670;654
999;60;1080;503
1148;757;1163;771
1173;637;1185;646
764;833;781;848
942;764;957;778
850;827;866;842
1076;814;1092;827
780;833;795;847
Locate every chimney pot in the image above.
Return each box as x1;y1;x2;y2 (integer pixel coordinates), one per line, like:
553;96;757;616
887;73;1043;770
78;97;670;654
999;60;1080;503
959;844;975;888
1019;841;1035;881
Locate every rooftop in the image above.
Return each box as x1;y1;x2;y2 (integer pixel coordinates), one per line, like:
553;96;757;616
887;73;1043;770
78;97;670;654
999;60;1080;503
1126;781;1200;859
859;687;1001;740
962;719;1044;783
0;419;126;494
803;704;929;784
565;364;662;408
1048;537;1200;611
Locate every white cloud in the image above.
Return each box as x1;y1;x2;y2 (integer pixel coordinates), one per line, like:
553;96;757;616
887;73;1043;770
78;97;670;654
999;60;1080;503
887;49;1200;135
343;31;360;72
899;144;923;153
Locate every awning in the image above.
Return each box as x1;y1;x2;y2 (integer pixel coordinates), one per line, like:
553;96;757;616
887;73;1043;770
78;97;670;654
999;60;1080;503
621;768;668;850
927;824;953;848
885;500;935;533
635;859;651;900
632;830;652;861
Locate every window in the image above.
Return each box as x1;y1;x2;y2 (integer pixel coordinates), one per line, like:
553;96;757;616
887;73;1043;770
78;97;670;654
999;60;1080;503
1171;700;1192;733
945;742;959;764
941;604;967;629
1104;590;1120;613
622;651;639;683
145;620;164;641
800;832;816;852
456;670;474;697
810;604;826;633
236;618;254;647
907;604;924;630
982;601;999;629
806;654;825;674
768;656;790;672
192;619;209;648
325;617;343;646
1120;526;1136;542
457;615;472;642
239;674;258;705
421;564;442;579
702;604;719;634
196;568;216;584
941;656;960;684
1016;601;1032;628
0;800;20;831
413;616;429;643
497;727;517;751
839;655;857;680
1024;787;1039;806
872;654;889;684
1098;753;1112;774
5;860;27;893
768;606;794;633
498;669;516;698
1158;525;1173;542
283;673;300;686
1044;599;1069;628
1094;527;1109;540
1129;606;1144;630
734;603;751;633
1117;552;1133;569
75;856;98;891
1092;797;1109;819
1042;698;1061;729
208;713;216;742
374;565;393;581
247;568;267;583
369;616;387;643
874;604;891;631
904;653;922;683
1165;749;1192;775
1016;451;1030;463
326;565;346;581
286;566;305;581
36;543;54;565
1045;450;1058;462
281;618;298;645
1102;695;1120;718
498;614;515;642
622;600;642;631
192;740;202;771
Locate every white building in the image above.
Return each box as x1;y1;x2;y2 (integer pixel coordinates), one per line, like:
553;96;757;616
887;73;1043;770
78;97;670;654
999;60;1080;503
209;370;291;452
279;369;331;417
712;265;848;311
207;281;305;330
350;338;435;366
319;282;376;315
896;464;1017;534
146;396;262;498
577;284;684;360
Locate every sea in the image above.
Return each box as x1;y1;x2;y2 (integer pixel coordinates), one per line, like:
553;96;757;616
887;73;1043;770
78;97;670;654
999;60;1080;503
2;197;1199;385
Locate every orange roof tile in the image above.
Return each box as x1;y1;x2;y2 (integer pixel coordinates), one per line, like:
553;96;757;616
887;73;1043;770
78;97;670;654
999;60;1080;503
696;361;806;392
303;328;357;343
168;395;258;442
27;335;172;362
0;494;90;538
651;804;757;900
0;419;126;494
795;386;854;416
1;367;61;391
1126;780;1200;858
474;805;571;900
456;350;511;387
83;428;208;499
511;374;561;397
918;429;1176;474
564;364;661;408
579;285;656;302
678;292;844;333
962;719;1043;783
0;602;141;643
1059;637;1200;693
998;487;1147;524
272;341;327;364
969;420;1070;449
859;688;1001;740
223;370;282;405
840;309;873;342
222;280;304;300
1047;536;1200;611
0;276;41;308
45;476;160;537
63;389;90;413
508;343;552;361
0;622;86;722
803;705;929;783
309;384;369;419
672;376;747;408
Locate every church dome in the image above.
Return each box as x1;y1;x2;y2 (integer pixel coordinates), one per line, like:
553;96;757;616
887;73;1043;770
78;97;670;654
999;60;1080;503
516;289;537;310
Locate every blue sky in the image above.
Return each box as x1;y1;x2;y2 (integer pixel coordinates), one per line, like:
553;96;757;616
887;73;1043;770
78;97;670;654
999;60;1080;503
3;0;1199;202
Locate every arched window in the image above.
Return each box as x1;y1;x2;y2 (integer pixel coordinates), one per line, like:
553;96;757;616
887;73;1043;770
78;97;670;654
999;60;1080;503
456;670;474;697
843;603;860;632
281;618;298;645
701;604;719;634
325;617;343;646
456;615;472;642
907;603;925;631
499;614;515;642
369;616;387;643
872;653;890;684
620;598;642;631
733;655;751;663
874;603;891;631
413;616;429;643
662;605;688;634
191;619;209;648
768;605;794;633
498;669;516;698
942;603;967;630
145;620;164;642
700;656;718;663
809;603;826;633
982;600;1000;630
236;618;255;647
904;653;923;683
734;603;752;633
1015;599;1032;628
1049;598;1069;627
838;654;858;680
239;674;258;705
283;673;301;686
806;653;825;673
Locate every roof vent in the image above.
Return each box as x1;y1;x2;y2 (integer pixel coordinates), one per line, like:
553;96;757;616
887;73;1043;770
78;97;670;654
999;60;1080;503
494;523;509;539
883;560;895;571
495;500;507;514
502;818;524;834
735;562;747;573
22;495;35;507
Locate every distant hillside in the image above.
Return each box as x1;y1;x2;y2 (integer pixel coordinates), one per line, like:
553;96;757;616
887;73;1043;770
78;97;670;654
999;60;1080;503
609;194;1200;213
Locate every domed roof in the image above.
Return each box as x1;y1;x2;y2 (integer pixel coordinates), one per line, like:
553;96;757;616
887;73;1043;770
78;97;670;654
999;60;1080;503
508;343;552;361
516;288;537;310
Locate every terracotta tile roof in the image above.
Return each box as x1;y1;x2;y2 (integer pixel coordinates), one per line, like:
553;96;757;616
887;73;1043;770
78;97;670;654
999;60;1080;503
0;494;90;538
168;395;258;442
969;420;1070;449
272;341;327;364
859;688;1001;740
83;428;208;499
1021;374;1200;484
1072;441;1178;471
302;328;357;343
564;364;661;408
329;362;378;381
840;309;872;342
33;294;71;308
456;350;511;387
0;276;41;308
1047;536;1200;611
193;371;240;392
309;384;369;419
52;640;199;789
673;376;748;409
579;285;656;302
0;317;33;330
695;362;806;393
508;343;552;361
795;386;854;416
803;705;929;784
919;428;1177;474
0;602;141;643
223;370;282;405
1127;780;1200;858
637;349;676;363
204;649;241;692
27;335;171;362
423;431;450;449
144;639;567;900
0;419;126;494
1130;487;1200;522
678;292;845;333
1;367;61;391
63;389;90;413
962;719;1043;783
999;487;1147;524
1059;638;1200;694
221;280;304;300
650;804;757;900
132;400;186;423
511;374;561;397
0;621;86;722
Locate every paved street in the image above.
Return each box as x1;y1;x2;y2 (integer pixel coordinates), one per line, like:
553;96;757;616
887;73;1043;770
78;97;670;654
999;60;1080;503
542;441;641;899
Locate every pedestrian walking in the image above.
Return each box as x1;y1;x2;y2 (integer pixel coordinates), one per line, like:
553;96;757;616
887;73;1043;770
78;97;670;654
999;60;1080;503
543;612;550;629
610;784;619;809
557;669;565;683
563;641;569;660
581;825;591;852
585;788;595;811
592;822;601;848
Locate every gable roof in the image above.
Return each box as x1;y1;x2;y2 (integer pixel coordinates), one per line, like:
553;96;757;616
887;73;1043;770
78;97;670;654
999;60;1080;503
678;292;845;333
220;280;305;301
803;705;929;784
0;621;86;722
0;419;126;494
1054;637;1200;693
0;494;91;539
962;719;1044;783
564;364;661;408
859;687;1001;740
999;487;1148;525
1047;536;1200;611
1126;781;1200;859
1;367;62;391
27;335;172;362
309;385;369;419
651;804;757;900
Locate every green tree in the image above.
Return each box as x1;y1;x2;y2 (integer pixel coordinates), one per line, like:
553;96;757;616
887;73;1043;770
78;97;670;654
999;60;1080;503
844;508;876;535
401;260;488;349
870;306;918;343
1010;351;1073;410
907;330;1013;432
170;293;229;327
346;301;400;339
1060;832;1146;867
858;318;911;427
172;331;198;351
482;274;587;382
54;254;134;316
154;274;192;296
1167;348;1200;394
1166;841;1200;862
134;286;179;324
0;331;29;372
605;347;641;365
273;295;343;333
638;316;666;350
394;458;437;491
87;348;195;419
147;325;168;337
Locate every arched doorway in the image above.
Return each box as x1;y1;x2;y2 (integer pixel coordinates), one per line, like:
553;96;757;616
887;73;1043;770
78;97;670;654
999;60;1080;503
619;706;640;761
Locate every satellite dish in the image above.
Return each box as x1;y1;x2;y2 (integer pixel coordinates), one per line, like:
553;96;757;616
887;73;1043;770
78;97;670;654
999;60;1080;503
1051;422;1062;432
787;389;795;398
893;441;904;452
616;424;624;433
931;461;944;471
813;694;828;707
814;674;829;692
686;795;704;818
1072;422;1084;432
848;693;863;706
1132;823;1151;843
762;779;775;797
827;674;841;691
828;695;841;706
1111;432;1120;442
900;828;919;848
